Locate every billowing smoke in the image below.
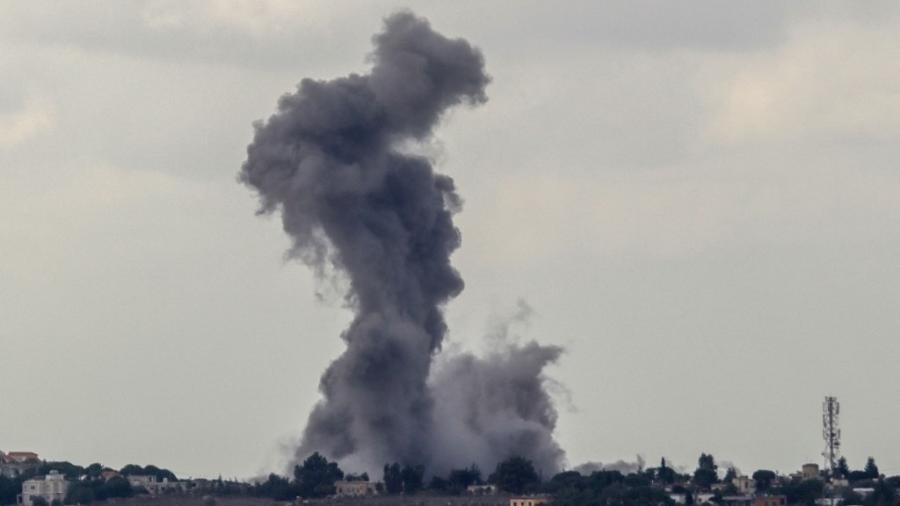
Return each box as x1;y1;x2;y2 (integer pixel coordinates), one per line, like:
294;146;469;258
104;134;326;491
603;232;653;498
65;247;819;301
241;11;563;475
574;456;646;476
429;302;565;475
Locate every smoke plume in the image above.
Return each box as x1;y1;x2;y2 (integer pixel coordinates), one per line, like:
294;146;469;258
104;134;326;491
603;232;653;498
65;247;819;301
241;11;563;475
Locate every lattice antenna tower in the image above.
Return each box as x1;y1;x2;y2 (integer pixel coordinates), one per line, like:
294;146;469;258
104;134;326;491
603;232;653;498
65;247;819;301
822;396;841;474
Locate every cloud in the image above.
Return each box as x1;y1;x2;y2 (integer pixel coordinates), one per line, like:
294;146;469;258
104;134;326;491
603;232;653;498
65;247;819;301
0;95;54;147
707;18;900;145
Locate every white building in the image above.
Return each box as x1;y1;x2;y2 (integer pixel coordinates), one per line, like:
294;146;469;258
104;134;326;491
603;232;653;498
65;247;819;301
17;471;70;506
732;476;756;494
126;475;187;495
467;484;498;495
334;480;378;496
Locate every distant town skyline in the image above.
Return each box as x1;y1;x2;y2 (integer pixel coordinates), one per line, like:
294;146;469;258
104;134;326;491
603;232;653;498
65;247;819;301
2;1;900;478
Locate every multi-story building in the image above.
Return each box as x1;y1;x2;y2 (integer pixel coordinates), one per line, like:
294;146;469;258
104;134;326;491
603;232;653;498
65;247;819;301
17;471;69;506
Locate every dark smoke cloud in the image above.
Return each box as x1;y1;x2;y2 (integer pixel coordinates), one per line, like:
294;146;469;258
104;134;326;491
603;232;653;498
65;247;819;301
241;11;563;475
574;456;646;476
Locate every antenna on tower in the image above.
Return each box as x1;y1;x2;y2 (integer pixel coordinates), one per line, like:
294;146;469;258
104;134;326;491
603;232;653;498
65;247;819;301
822;396;841;475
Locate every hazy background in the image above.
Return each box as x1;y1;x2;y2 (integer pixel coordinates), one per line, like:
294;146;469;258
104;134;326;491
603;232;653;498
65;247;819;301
2;0;899;478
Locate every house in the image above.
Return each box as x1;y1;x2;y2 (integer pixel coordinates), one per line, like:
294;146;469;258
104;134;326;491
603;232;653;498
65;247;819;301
801;464;820;480
468;484;498;495
668;493;687;505
510;496;551;506
733;476;756;495
1;452;41;478
17;470;69;506
100;470;120;481
127;474;158;491
753;496;787;506
334;480;378;496
126;475;187;495
721;495;755;506
696;492;717;505
851;488;875;499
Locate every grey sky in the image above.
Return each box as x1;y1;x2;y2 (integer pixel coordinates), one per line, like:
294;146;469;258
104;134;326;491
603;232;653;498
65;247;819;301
2;1;899;479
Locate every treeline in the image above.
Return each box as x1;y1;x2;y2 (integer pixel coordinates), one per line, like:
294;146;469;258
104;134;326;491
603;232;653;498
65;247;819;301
0;462;178;505
248;452;900;506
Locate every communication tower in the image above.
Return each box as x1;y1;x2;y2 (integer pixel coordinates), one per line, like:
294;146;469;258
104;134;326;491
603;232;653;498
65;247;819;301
822;396;841;475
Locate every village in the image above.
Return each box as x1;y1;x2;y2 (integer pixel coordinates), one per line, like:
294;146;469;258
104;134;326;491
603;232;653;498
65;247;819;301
2;448;897;506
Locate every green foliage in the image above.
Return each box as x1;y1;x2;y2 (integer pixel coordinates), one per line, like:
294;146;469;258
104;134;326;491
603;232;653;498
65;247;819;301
693;454;718;489
865;458;881;480
774;479;823;506
0;476;23;506
401;464;424;495
544;470;632;506
118;464;177;482
448;465;482;489
657;458;676;485
600;482;675;506
723;468;737;483
293;452;343;498
836;458;850;479
383;463;403;494
863;480;897;506
428;465;482;495
101;476;134;499
489;456;540;494
253;474;295;501
752;470;776;491
65;482;96;505
428;476;449;493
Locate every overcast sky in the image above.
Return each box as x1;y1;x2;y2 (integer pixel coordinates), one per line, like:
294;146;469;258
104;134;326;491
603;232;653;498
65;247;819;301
2;1;899;479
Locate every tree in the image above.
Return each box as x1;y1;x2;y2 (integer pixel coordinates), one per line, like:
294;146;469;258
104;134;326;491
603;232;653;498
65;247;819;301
119;465;144;476
401;465;424;495
657;458;676;485
383;463;403;494
143;465;177;482
724;468;737;483
429;476;449;493
865;458;880;480
0;475;24;506
293;452;343;498
752;470;777;492
66;483;96;505
489;457;540;494
836;458;850;479
865;480;896;506
100;476;134;499
693;454;718;489
85;464;103;479
776;479;823;506
253;474;295;501
448;465;482;489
